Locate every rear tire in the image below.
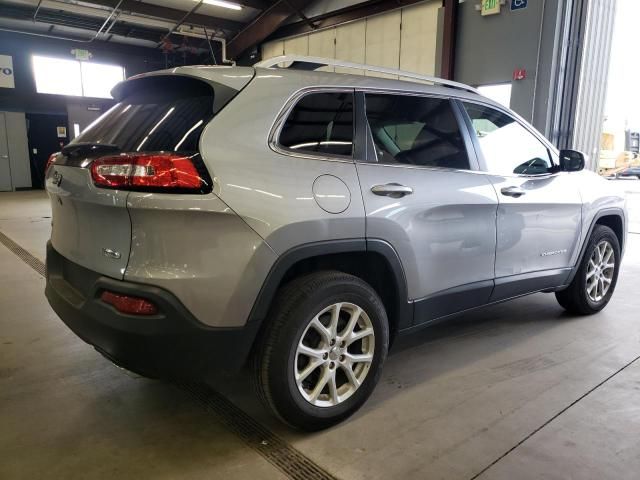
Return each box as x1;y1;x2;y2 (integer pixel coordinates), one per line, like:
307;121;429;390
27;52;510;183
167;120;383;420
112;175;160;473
253;271;389;431
555;225;620;315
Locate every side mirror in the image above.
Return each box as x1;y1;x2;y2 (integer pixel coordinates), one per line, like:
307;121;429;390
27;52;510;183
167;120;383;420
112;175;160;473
559;149;586;172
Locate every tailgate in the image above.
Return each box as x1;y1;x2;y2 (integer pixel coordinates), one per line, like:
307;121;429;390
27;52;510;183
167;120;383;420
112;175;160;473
47;165;130;279
45;69;254;280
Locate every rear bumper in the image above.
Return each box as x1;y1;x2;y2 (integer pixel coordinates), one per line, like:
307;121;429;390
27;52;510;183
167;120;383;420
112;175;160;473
45;242;259;379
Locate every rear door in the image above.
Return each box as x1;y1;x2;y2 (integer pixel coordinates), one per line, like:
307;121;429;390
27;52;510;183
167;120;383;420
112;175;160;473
355;92;499;325
458;101;582;300
46;74;248;279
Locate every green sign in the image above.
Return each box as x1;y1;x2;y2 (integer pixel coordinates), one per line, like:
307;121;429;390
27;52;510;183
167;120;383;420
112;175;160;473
71;49;92;61
482;0;501;16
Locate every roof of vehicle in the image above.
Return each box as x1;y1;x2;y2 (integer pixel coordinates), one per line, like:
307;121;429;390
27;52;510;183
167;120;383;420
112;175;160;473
118;58;500;109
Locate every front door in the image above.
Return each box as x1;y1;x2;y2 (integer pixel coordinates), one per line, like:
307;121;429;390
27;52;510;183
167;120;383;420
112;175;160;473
357;92;499;325
459;101;582;301
0;113;12;191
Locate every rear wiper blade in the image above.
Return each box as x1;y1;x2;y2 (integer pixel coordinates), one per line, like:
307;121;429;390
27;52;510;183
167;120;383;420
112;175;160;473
62;142;120;157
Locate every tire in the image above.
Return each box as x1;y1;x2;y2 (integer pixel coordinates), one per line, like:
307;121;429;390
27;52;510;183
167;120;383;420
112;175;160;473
555;225;621;315
253;271;389;431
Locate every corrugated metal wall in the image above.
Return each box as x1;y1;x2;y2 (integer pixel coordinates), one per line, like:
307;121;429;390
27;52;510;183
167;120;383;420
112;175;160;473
261;2;441;78
571;0;617;168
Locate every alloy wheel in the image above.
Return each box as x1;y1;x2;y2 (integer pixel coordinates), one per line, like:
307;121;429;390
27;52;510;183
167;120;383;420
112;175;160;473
294;302;375;407
586;240;615;303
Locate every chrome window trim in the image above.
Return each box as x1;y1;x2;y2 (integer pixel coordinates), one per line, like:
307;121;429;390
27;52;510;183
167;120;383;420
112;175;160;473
269;87;356;164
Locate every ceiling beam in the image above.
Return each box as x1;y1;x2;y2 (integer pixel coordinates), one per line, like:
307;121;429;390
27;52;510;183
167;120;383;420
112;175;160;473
226;0;308;59
81;0;246;31
235;0;275;9
269;0;426;40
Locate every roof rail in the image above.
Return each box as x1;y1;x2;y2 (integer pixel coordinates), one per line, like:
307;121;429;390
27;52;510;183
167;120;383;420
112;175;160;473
254;55;480;95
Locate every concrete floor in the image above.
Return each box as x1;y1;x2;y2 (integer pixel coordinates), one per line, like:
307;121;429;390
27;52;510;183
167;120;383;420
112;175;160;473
1;181;639;480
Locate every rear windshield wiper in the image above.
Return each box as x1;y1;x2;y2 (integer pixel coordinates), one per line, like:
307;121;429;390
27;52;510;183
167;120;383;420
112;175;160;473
62;142;120;157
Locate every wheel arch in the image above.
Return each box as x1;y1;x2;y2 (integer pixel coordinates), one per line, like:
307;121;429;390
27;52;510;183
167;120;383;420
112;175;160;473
565;208;626;286
595;214;625;251
247;239;412;343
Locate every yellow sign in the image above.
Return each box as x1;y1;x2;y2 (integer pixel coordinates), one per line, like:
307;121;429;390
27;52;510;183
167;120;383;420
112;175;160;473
482;0;501;16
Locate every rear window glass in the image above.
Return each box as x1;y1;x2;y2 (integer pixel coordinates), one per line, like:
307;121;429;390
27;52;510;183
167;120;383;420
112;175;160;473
278;92;354;157
74;76;237;153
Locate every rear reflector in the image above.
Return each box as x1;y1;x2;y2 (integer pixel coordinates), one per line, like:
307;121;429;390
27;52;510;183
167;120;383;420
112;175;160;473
90;153;206;192
100;291;158;315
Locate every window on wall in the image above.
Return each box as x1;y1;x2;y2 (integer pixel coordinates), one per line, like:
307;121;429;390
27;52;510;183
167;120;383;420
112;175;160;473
477;84;512;108
32;55;125;99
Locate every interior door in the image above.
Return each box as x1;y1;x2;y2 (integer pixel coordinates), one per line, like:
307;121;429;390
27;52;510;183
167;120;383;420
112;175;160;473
459;101;582;301
26;113;69;188
0;113;12;191
357;92;499;325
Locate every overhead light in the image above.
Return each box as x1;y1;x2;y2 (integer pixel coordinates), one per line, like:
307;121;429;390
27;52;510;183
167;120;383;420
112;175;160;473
199;0;242;10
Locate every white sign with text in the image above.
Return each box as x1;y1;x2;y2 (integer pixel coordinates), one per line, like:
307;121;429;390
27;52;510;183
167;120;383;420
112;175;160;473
0;55;15;89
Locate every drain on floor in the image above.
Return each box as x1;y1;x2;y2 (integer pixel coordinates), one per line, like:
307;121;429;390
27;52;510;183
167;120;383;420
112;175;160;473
179;383;339;480
0;230;338;480
0;231;45;277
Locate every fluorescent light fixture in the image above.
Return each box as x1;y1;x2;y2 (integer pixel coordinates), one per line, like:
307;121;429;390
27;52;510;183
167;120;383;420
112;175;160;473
200;0;242;10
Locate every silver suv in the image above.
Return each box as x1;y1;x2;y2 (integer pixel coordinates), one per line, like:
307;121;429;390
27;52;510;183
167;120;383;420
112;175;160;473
45;56;627;430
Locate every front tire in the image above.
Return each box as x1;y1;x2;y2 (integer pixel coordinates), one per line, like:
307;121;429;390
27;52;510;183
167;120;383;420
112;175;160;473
555;225;621;315
253;271;389;431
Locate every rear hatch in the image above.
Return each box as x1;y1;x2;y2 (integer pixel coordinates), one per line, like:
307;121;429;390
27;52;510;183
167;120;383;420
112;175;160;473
46;69;254;279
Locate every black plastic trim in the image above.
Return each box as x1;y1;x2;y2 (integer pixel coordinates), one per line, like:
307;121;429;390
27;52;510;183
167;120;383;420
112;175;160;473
45;243;259;378
450;99;482;171
563;207;627;286
490;268;572;302
246;239;367;325
366;238;413;330
413;279;494;326
354;91;369;162
246;238;414;331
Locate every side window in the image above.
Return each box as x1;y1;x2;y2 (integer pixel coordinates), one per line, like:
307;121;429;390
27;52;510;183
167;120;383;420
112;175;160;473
364;94;470;170
462;102;553;175
278;92;354;157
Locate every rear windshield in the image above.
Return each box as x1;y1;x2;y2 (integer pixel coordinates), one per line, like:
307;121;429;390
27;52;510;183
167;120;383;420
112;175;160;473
73;76;237;153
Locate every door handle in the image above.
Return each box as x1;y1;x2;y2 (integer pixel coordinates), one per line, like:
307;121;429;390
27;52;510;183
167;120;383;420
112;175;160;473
501;186;526;198
371;183;413;198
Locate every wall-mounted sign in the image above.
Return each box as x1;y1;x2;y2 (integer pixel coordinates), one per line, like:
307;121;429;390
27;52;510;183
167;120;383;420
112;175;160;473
481;0;501;16
71;49;92;61
511;0;528;11
56;126;67;138
0;55;15;89
513;68;527;80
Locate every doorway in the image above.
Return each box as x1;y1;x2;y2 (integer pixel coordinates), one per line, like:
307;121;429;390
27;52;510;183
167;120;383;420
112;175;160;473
26;113;69;188
0;112;12;191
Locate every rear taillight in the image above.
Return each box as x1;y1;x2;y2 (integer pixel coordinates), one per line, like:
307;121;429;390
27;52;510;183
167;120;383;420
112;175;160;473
100;291;158;316
90;153;208;193
45;152;59;174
